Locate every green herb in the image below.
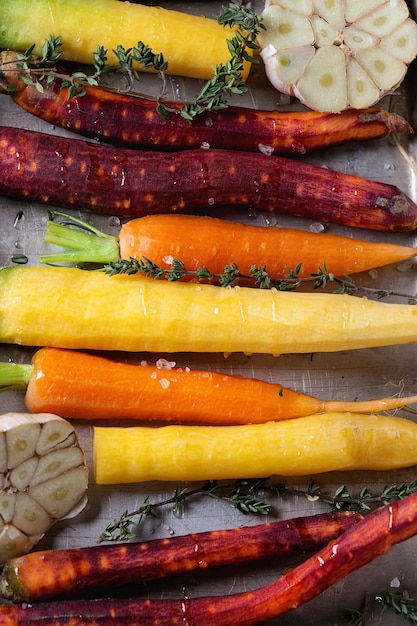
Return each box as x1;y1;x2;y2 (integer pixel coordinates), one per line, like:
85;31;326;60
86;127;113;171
280;477;417;513
13;35;106;98
3;3;263;120
99;479;272;542
344;589;417;625
173;4;264;122
104;257;417;303
100;476;417;541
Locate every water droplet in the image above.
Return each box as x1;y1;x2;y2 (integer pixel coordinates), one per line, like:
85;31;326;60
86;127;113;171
397;259;414;272
163;523;176;534
11;254;28;265
264;215;278;227
108;215;121;228
13;211;25;229
309;222;326;233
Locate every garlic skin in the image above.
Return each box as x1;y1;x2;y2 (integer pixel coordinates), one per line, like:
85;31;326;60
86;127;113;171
0;412;88;562
258;0;417;112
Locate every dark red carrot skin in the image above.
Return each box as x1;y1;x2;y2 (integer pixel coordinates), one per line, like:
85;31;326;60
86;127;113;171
1;126;416;231
0;512;360;602
3;74;411;153
1;495;417;625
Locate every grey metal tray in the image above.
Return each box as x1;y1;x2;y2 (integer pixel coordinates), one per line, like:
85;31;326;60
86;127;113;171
1;2;417;623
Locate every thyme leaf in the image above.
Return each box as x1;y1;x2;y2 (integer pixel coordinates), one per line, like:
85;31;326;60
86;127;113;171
104;257;417;303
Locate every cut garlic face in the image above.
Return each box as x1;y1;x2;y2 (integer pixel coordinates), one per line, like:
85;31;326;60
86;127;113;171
0;413;88;563
258;0;417;112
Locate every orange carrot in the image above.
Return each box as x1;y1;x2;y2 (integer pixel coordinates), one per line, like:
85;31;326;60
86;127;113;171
41;213;417;280
3;347;417;424
119;214;417;279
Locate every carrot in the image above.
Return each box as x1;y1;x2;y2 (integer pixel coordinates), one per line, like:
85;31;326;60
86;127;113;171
41;212;417;279
3;347;417;425
0;0;246;81
2;126;417;231
93;412;417;483
0;51;411;154
0;494;416;625
2;265;417;355
0;511;361;602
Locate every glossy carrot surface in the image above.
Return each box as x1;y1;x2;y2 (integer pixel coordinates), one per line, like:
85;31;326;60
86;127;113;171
3;266;417;355
4;347;417;424
0;494;416;625
93;413;417;483
41;213;417;278
118;214;417;279
0;511;361;602
2;126;417;231
0;0;243;81
0;51;410;154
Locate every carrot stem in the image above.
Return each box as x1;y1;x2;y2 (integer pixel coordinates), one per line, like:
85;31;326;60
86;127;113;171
0;362;32;391
42;218;119;264
2;348;417;424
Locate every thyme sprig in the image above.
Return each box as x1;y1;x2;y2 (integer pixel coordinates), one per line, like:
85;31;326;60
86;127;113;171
344;589;417;625
99;476;417;541
104;257;417;303
10;36;108;99
2;4;263;120
284;477;417;513
176;4;264;122
99;479;272;542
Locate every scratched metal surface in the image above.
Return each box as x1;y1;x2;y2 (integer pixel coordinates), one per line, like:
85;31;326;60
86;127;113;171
1;1;417;623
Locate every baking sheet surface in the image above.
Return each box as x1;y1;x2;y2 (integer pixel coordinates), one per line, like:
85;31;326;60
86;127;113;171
1;2;417;623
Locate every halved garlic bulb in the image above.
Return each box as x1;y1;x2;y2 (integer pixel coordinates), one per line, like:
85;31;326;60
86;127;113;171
0;413;88;562
258;0;417;111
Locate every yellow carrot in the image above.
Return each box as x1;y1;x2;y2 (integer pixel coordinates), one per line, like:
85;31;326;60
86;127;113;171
1;265;417;354
0;0;247;81
94;412;417;483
